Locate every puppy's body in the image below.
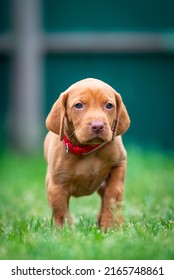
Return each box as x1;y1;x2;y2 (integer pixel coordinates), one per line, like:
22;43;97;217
45;132;126;197
44;78;130;229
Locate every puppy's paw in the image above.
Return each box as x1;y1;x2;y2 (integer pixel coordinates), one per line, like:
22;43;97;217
98;212;123;231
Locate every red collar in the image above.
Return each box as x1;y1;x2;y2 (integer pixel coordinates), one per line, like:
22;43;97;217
63;135;108;156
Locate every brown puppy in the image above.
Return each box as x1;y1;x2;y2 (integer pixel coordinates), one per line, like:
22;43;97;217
44;78;130;230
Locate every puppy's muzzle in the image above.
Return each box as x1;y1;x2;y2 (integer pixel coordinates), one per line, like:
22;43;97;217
90;121;105;135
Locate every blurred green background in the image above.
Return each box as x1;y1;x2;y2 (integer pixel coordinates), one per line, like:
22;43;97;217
0;0;174;261
0;0;174;152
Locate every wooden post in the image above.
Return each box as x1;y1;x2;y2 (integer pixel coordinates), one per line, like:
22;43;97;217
9;0;43;153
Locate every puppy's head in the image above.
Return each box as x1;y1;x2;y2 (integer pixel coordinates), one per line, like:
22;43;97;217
46;78;130;144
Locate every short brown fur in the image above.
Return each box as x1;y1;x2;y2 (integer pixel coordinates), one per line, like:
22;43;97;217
44;78;130;230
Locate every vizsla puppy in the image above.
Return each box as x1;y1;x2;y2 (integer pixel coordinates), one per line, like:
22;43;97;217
44;78;130;230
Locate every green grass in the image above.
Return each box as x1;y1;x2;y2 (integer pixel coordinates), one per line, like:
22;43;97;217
0;146;174;260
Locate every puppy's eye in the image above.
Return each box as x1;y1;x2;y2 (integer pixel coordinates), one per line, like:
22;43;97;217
105;103;114;109
74;103;83;109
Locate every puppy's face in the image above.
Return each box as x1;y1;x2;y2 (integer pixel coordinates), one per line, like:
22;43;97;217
46;78;130;144
66;86;117;144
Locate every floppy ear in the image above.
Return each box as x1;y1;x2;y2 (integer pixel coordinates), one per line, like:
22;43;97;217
114;92;130;136
45;91;69;140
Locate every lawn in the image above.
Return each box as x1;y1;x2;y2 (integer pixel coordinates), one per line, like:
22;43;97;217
0;146;174;260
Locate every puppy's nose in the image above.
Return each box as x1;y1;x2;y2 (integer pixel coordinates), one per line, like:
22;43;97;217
91;121;104;133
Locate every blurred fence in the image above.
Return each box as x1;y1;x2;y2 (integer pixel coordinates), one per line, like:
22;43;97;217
0;0;174;153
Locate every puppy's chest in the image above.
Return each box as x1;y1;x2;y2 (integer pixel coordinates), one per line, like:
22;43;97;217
57;156;113;197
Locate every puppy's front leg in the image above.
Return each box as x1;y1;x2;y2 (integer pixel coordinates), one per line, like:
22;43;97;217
98;160;127;230
47;182;72;227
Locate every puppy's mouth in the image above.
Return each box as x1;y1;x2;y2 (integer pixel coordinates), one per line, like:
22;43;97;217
86;136;105;145
74;124;112;145
81;131;112;145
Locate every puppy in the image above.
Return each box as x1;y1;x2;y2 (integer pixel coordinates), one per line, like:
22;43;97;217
44;78;130;230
